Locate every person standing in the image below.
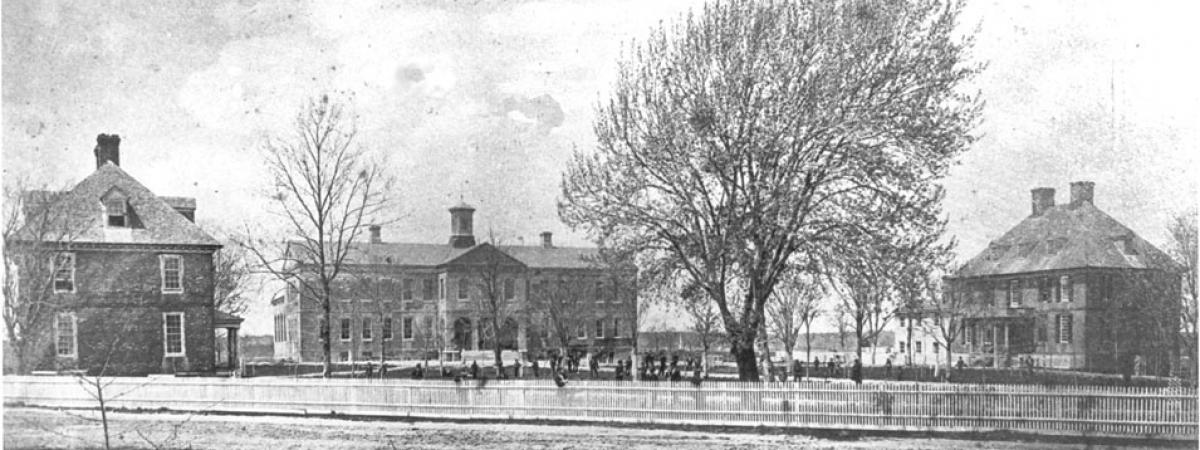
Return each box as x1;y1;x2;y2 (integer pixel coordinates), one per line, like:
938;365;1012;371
851;357;863;385
885;358;893;377
792;359;803;382
590;355;600;378
532;358;541;378
471;360;480;379
513;358;522;378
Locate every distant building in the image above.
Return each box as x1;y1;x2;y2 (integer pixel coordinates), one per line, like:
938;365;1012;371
889;312;945;366
7;134;236;375
946;182;1180;374
271;203;637;364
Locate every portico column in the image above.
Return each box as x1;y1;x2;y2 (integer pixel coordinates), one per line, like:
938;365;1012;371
517;323;527;353
227;328;238;368
471;322;479;351
992;324;1000;369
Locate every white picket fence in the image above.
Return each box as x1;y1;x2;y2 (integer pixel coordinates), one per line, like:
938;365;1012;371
4;376;1196;441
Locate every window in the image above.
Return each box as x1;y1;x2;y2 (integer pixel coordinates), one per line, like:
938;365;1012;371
1038;278;1052;303
966;324;975;347
340;318;351;341
915;341;923;353
423;279;436;300
289;318;299;342
318;318;328;343
362;351;374;360
383;318;393;340
402;317;414;340
1036;324;1047;342
595;281;604;303
982;326;994;346
163;312;185;356
576;326;586;339
933;342;940;354
160;255;183;293
457;279;468;300
1008;279;1021;307
899;317;906;327
898;341;906;353
339;351;350;362
1057;314;1073;344
362;318;372;341
402;279;413;301
104;197;127;227
53;252;75;293
613;318;622;338
595;319;605;338
933;316;941;326
274;315;288;342
55;312;77;357
1059;276;1072;303
504;279;515;300
439;278;446;299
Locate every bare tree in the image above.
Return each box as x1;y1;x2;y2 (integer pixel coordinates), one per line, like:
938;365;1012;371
681;282;722;376
1167;210;1198;363
239;94;396;377
346;274;399;375
529;273;593;362
559;0;981;380
203;224;256;316
3;179;90;374
767;273;823;377
466;237;524;374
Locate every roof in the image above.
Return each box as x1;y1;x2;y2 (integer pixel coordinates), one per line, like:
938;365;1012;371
214;310;244;328
953;201;1178;278
13;163;220;247
327;241;602;270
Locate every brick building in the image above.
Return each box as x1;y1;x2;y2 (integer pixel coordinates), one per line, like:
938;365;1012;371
947;182;1180;374
7;134;233;375
272;203;637;364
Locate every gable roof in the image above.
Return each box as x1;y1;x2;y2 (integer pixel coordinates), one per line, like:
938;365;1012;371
327;240;603;270
953;201;1178;278
14;163;220;247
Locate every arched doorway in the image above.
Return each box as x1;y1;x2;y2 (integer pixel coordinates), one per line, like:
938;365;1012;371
452;317;473;350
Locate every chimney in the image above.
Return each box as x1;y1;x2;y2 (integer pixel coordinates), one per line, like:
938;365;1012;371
1069;181;1094;207
1030;187;1055;217
448;202;476;248
94;134;121;168
540;231;553;248
369;224;382;243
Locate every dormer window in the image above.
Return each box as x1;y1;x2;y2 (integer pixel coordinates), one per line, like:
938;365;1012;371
101;189;129;227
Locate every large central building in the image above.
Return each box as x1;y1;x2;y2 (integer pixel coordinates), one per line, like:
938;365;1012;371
272;203;637;364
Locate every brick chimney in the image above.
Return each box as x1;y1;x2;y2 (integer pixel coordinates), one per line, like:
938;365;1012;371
368;224;382;243
540;231;553;248
1069;181;1094;207
448;202;476;248
1030;187;1055;217
94;134;121;168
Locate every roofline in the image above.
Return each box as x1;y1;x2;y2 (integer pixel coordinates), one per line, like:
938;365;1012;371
947;265;1181;281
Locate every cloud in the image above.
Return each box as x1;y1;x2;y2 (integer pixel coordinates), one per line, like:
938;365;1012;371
500;94;564;131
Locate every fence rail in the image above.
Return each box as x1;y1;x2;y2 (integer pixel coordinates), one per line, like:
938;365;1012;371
4;376;1196;441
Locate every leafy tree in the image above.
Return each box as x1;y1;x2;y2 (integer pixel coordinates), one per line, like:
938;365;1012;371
240;94;396;377
559;0;981;380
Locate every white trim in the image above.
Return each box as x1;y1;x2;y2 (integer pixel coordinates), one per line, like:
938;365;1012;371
382;317;394;341
339;316;352;342
163;312;186;357
160;254;184;293
402;317;414;341
53;252;75;294
54;312;78;358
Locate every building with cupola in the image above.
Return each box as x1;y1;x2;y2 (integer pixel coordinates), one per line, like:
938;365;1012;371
271;203;638;365
945;181;1180;375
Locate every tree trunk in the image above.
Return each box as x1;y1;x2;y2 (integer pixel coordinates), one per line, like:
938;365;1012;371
322;290;333;378
732;342;759;381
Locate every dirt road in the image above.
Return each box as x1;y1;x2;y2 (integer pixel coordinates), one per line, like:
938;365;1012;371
3;407;1155;449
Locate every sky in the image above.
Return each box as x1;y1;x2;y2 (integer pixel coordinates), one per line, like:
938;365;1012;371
3;0;1198;335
